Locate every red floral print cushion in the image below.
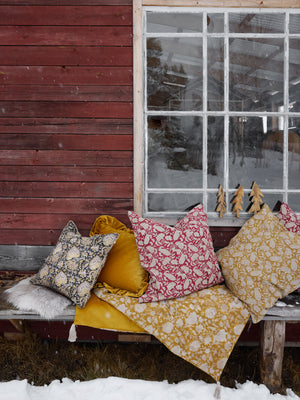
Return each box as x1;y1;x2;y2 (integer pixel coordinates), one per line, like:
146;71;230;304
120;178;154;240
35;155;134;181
128;204;223;303
277;202;300;236
277;202;300;294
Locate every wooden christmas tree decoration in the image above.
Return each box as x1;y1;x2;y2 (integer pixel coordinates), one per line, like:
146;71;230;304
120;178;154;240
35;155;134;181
231;184;244;218
216;184;226;218
248;181;264;215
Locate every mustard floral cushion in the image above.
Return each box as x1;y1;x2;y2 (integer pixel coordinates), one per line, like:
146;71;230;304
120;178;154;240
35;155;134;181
217;204;300;323
31;221;118;308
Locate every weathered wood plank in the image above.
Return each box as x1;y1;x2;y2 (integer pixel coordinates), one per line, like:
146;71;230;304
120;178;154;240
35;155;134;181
0;46;133;66
0;134;133;150
0;150;133;166
0;102;133;118
0;244;52;270
0;26;133;46
0;182;133;198
0;6;132;26
0;0;132;5
0;198;133;214
0;225;129;245
0;118;133;134
0;85;133;102
260;320;286;393
0;166;133;182
0;213;130;230
0;66;132;85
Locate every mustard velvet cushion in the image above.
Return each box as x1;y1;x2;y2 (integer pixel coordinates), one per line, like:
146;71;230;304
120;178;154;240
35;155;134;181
31;221;118;308
217;204;300;323
90;215;149;297
74;293;145;333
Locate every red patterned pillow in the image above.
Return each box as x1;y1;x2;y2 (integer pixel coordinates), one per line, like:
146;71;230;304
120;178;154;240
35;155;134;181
128;204;223;303
277;202;300;236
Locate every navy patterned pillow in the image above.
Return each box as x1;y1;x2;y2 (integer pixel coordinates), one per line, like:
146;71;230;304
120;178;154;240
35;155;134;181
31;221;118;308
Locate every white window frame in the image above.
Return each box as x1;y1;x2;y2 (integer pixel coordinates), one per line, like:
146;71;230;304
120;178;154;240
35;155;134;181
133;0;300;225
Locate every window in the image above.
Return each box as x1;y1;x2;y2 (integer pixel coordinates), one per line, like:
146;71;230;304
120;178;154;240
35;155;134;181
134;3;300;224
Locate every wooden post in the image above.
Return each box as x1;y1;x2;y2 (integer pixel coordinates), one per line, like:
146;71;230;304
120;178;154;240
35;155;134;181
259;320;286;393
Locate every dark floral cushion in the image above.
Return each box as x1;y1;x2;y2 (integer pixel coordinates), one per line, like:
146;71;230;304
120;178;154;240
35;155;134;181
31;221;118;308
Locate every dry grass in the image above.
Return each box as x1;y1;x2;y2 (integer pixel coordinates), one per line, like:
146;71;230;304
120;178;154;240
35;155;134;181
0;334;299;395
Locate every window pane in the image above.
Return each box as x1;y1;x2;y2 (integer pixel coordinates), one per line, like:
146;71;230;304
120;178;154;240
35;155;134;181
229;117;283;189
229;13;285;33
207;13;224;33
147;38;203;111
229;39;284;111
260;194;283;212
207;193;220;213
147;12;202;33
288;117;300;190
289;39;300;111
147;116;203;189
208;38;224;111
287;194;300;213
290;14;300;34
148;193;203;212
207;116;224;188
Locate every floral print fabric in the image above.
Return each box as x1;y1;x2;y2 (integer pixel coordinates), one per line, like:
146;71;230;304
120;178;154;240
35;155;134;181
217;205;300;323
94;284;250;381
129;204;223;303
31;221;118;308
277;202;300;235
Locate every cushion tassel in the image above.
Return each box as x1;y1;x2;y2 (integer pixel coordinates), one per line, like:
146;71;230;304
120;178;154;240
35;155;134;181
68;323;77;342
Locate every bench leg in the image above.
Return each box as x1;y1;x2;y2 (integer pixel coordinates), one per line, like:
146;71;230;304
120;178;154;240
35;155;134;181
259;320;286;393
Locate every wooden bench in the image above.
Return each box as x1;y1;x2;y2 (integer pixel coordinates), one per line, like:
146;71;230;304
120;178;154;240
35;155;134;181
0;244;299;393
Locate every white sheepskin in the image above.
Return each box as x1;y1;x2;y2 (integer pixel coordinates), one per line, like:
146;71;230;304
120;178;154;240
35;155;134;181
4;277;73;319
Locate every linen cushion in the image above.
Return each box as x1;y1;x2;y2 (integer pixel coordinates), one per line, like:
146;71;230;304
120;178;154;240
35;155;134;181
31;221;118;308
277;202;300;235
217;204;300;323
129;204;223;303
89;215;149;297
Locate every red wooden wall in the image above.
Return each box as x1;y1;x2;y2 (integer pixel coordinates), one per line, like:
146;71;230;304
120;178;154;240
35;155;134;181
0;0;133;245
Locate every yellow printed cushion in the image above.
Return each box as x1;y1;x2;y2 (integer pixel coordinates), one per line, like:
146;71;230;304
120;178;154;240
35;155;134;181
74;293;144;333
217;204;300;323
90;215;149;297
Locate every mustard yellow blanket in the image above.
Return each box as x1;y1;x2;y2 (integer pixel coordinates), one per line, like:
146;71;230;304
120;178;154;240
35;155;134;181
75;284;250;381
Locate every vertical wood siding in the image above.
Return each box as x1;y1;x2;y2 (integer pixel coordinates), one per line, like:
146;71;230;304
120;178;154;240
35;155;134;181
0;0;134;245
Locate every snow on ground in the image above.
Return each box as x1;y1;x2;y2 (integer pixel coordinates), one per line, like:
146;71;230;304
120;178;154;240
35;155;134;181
0;377;299;400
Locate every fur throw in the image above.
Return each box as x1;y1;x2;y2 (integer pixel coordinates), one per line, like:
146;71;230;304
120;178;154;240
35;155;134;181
4;278;73;319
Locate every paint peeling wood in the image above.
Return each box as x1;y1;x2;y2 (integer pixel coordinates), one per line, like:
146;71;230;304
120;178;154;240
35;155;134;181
0;182;133;198
0;26;133;46
0;134;133;151
0;102;132;118
260;320;286;393
0;214;130;231
0;66;132;85
0;198;133;214
0;85;133;102
0;118;133;134
0;0;132;5
0;166;133;182
0;150;133;166
0;6;132;26
0;46;132;67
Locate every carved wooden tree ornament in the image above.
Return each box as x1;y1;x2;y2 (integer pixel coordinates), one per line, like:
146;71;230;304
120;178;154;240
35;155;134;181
232;185;244;218
216;184;226;218
248;181;264;215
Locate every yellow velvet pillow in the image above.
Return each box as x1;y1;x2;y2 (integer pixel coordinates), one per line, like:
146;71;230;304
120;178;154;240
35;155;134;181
90;215;149;297
217;204;300;323
74;293;144;333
